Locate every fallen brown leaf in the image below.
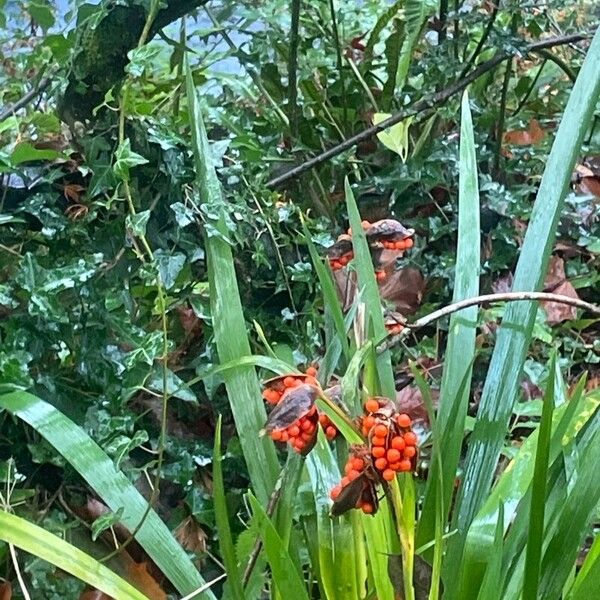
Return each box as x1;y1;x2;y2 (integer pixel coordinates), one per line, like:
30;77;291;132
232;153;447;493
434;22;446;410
503;118;545;146
126;561;167;600
175;516;207;554
379;267;425;314
542;256;580;325
0;581;12;600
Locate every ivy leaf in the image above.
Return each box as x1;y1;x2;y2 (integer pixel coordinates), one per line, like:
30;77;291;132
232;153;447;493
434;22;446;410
154;250;186;290
126;45;162;78
113;139;148;181
126;210;150;237
171;202;195;228
91;507;124;541
11;142;60;166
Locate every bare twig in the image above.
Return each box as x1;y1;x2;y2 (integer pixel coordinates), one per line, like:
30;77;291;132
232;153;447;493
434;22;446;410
459;3;498;77
378;291;600;353
266;31;590;189
0;78;50;122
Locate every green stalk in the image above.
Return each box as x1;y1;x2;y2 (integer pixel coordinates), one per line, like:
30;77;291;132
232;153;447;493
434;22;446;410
389;478;415;600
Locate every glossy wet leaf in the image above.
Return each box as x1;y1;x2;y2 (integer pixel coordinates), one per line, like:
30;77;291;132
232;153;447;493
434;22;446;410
0;391;212;598
0;511;147;600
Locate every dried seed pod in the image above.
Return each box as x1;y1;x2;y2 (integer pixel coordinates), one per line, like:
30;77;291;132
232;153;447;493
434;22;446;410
264;384;320;433
365;219;414;245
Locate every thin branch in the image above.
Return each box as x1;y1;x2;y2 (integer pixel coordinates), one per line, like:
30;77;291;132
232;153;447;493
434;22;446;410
378;291;600;353
459;3;498;78
534;47;576;81
0;78;50;122
513;59;546;116
494;56;513;174
266;31;590;189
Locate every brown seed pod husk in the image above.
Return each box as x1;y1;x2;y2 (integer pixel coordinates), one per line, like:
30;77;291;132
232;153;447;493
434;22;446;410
264;384;320;432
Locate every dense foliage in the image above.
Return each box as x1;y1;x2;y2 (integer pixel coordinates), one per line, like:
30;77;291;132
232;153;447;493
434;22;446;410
0;0;599;598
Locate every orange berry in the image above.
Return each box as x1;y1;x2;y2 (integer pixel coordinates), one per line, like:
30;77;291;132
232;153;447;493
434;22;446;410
403;446;416;459
344;462;354;474
387;449;401;463
330;485;342;500
341;476;350;487
404;432;418;446
374;457;388;471
301;431;314;442
372;435;386;447
404;237;414;249
305;375;317;385
319;413;329;426
352;457;365;471
361;502;374;514
397;414;412;428
399;459;412;472
376;271;386;282
294;439;306;451
394;240;405;250
326;426;337;439
301;419;313;431
372;446;386;458
362;415;376;430
391;436;406;451
306;366;317;377
288;425;300;438
280;431;289;442
347;469;360;481
283;376;296;388
374;424;388;437
270;430;282;441
365;399;379;413
383;469;396;481
390;462;402;471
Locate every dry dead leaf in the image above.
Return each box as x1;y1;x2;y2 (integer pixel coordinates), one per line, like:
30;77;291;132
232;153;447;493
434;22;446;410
62;183;86;202
126;561;167;600
380;267;425;314
175;516;207;554
0;582;12;600
541;256;580;324
503;118;545;146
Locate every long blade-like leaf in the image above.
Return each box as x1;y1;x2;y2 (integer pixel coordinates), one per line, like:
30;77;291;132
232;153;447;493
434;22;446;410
185;62;279;504
0;392;211;597
452;28;600;560
417;89;480;552
0;511;148;600
247;493;310;600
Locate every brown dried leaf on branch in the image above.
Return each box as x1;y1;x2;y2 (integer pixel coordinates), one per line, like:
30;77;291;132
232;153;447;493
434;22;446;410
0;582;11;600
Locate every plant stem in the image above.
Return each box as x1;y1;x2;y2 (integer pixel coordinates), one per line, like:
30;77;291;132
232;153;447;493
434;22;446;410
328;0;347;129
494;56;512;174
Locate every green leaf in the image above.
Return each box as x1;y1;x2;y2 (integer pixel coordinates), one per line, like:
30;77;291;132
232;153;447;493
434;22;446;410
213;416;246;599
154;250;186;290
10;142;60;165
419;90;480;555
452;27;600;557
373;113;413;161
522;356;555;600
26;0;55;31
344;178;395;398
0;392;213;598
91;507;125;541
186;61;279;504
0;511;147;599
114;139;149;181
568;534;600;600
247;493;310;600
126;45;162;78
126;210;151;237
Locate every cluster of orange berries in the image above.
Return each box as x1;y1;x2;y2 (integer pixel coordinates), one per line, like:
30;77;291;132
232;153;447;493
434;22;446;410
269;405;319;453
261;367;338;454
328;398;418;516
362;398;417;481
381;238;414;251
329;449;377;514
261;368;319;405
329;252;354;272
